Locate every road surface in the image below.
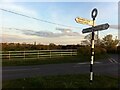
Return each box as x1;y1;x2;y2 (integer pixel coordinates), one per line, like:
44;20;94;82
3;54;119;80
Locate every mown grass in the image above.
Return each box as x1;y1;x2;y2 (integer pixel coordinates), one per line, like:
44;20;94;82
2;56;84;66
2;74;118;89
2;54;108;66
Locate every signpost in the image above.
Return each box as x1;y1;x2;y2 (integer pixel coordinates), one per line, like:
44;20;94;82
89;8;97;83
75;8;109;84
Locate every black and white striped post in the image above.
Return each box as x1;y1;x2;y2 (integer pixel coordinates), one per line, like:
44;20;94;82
75;8;109;84
90;8;98;82
90;8;98;83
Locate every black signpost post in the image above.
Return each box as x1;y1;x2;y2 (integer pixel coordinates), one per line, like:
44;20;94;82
80;8;109;84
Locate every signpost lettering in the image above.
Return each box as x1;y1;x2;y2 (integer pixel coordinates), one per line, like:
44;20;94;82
75;17;95;26
82;23;109;33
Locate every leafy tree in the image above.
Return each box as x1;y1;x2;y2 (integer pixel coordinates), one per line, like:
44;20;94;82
100;34;119;53
82;33;99;45
101;34;119;47
49;43;56;50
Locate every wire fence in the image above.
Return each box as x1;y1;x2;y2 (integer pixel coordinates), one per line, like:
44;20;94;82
1;49;77;60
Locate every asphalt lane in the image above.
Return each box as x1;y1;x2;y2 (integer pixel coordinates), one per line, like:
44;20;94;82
3;54;119;80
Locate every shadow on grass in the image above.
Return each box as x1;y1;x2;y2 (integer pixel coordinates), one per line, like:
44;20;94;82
2;74;118;89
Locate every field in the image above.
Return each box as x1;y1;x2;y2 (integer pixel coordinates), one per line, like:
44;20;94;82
2;74;118;89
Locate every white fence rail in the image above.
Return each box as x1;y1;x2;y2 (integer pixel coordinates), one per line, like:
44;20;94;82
1;49;77;60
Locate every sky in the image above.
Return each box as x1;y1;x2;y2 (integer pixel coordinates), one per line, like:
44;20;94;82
0;1;118;45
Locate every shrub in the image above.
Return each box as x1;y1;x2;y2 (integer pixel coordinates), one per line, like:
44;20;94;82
95;46;107;55
117;46;120;54
77;46;91;56
77;46;106;56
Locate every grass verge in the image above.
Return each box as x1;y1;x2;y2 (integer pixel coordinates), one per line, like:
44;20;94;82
2;74;118;89
2;54;108;66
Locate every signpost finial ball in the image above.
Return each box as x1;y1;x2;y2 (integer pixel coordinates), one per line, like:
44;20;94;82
91;8;98;20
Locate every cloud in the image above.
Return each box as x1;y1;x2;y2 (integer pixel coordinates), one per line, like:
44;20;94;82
24;30;62;37
1;34;29;43
1;34;85;45
23;28;82;37
109;25;120;30
2;27;83;38
2;27;83;37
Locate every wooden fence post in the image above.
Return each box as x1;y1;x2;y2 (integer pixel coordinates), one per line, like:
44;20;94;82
24;51;25;59
50;50;51;58
9;51;10;60
71;49;73;56
38;51;39;59
60;50;62;56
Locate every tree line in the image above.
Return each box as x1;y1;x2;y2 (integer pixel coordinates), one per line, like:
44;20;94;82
1;43;80;51
1;34;120;54
82;34;119;53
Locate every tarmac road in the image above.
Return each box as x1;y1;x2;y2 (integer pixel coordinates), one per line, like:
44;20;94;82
2;54;119;80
